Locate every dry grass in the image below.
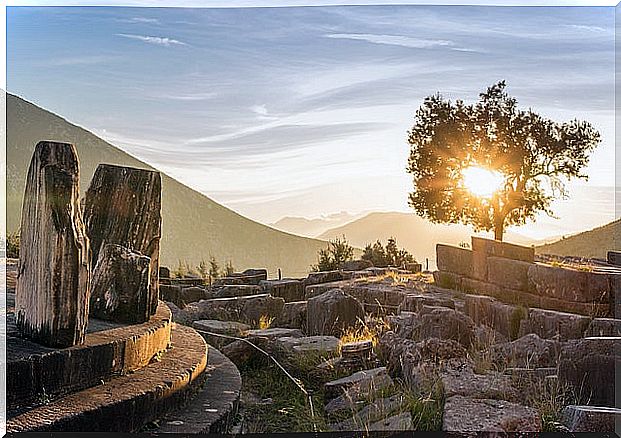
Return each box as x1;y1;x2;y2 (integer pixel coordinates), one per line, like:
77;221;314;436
258;315;275;330
339;316;391;351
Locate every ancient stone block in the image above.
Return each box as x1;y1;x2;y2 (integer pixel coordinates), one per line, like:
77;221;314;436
340;259;373;271
471;237;534;281
528;263;611;303
559;337;619;406
400;294;455;313
246;327;303;339
442;395;541;432
214;285;261;299
562;405;621;432
585;318;621;337
486;256;533;292
519;308;590;341
432;270;463;290
436;244;473;276
159;284;182;307
276;301;307;330
305;270;345;286
607;251;621;266
84;164;161;316
306;288;365;336
416;307;475;347
159;266;171;279
276;335;340;355
463;294;517;339
324;367;390;399
441;366;519;401
90;244;151;324
305;280;352;299
214;269;267;286
182;294;285;325
16;141;90;347
260;279;305;302
489;333;561;368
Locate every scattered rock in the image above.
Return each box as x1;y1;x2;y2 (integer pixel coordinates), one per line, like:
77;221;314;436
305;271;344;286
416;307;475;347
369;412;413;431
528;263;611;303
489;333;561;368
399;294;455;313
329;395;407;431
324;367;390;399
246;327;303;339
441;365;519;401
214;285;261;299
442;395;541;432
519;308;590;341
192;319;250;336
559;337;619;406
276;335;340;355
562;405;621;432
182;294;285;325
585;318;621;337
276;301;307;330
306;289;364;336
463;294;518;339
181;286;210;303
260;280;304;302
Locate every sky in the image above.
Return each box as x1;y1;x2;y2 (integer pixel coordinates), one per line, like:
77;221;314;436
6;4;618;239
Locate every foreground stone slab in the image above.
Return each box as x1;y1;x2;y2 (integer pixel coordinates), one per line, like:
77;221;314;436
276;301;307;330
260;279;305;302
182;294;285;325
90;244;151;324
436;244;473;277
486;256;533;291
442;395;541;432
276;335;340;355
7;324;206;432
441;366;519;401
529;263;611;303
417;307;475;347
471;237;535;281
192;320;250;337
16;141;90;347
490;334;561;368
84;164;162;316
585;318;621;337
324;367;389;399
369;412;413;431
400;294;455;313
329;395;407;431
246;327;303;339
562;405;621;432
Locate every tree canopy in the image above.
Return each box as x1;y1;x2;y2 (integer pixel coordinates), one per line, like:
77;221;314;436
406;81;601;241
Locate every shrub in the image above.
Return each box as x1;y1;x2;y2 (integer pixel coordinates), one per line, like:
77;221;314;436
312;235;354;272
7;231;20;259
362;237;415;268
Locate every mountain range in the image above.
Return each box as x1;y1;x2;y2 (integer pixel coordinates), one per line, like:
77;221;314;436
7;93;327;277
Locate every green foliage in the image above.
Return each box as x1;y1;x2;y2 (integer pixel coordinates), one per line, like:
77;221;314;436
208;256;221;280
224;259;235;277
407;81;600;241
6;231;20;259
312;235;354;272
362;237;415;268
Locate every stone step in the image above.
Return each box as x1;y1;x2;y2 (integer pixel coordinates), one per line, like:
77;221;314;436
153;346;242;433
7;324;207;433
8;301;172;414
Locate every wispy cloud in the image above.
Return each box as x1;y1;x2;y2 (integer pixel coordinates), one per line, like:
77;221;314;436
564;24;607;33
325;33;454;49
157;92;217;101
116;33;186;46
119;17;160;24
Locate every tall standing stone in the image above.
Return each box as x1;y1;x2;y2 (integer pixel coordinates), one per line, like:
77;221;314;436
84;164;162;317
15;141;90;347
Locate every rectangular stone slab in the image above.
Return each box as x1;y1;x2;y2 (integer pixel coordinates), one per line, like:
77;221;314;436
16;141;90;347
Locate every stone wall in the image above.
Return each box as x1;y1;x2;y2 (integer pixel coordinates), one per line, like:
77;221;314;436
435;237;618;318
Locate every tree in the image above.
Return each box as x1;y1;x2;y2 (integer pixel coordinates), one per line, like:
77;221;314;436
208;256;221;280
406;81;600;241
312;235;354;272
224;260;235;277
362;240;389;267
6;231;20;259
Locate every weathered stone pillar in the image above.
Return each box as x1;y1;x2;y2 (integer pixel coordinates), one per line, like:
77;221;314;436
90;244;151;324
84;164;162;318
15;141;90;347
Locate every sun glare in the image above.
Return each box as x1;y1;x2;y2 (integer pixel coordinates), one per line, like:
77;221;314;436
462;166;505;198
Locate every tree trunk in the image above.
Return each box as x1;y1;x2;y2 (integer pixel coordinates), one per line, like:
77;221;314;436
16;141;90;347
493;213;505;241
84;164;162;317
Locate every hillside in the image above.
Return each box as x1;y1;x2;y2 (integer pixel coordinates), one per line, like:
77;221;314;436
319;212;535;267
536;219;621;259
7;93;327;277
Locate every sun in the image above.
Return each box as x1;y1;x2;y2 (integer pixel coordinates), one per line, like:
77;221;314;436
462;166;505;198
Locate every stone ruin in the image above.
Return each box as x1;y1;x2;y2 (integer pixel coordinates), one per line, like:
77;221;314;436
7;140;620;433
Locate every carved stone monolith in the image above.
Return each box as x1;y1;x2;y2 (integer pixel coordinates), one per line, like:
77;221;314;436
15;141;90;347
84;164;162;317
90;243;151;324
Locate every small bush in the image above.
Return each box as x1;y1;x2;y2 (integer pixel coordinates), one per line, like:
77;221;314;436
7;231;20;259
312;235;354;272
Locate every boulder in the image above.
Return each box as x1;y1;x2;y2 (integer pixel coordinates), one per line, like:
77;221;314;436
559;337;619;406
341;259;373;271
518;308;590;341
464;294;518;339
16;141;90;347
528;263;611;303
89;244;151;324
84;163;162;316
276;301;307;330
416;307;475;347
306;289;364;336
489;333;561;368
159;266;171;279
260;279;305;302
305;280;352;300
442;395;541;432
181;286;210;303
607;251;621;266
159;284;182;307
562;405;621;432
